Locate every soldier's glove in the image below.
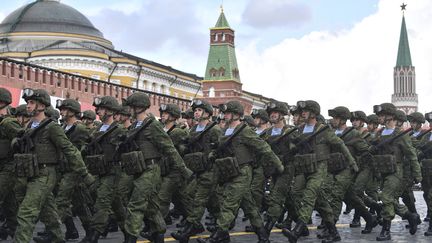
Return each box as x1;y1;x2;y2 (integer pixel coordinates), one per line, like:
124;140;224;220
350;163;359;173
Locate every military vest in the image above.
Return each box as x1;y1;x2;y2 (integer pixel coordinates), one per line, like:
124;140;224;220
188;124;217;154
32;121;60;164
297;124;330;162
219;128;254;165
265;125;294;158
133;118;161;160
92;123;119;163
374;128;404;163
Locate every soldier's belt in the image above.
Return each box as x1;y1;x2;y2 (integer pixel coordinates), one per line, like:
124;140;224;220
372;155;397;174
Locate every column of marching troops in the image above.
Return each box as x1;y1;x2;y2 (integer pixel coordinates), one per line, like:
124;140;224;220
0;87;432;243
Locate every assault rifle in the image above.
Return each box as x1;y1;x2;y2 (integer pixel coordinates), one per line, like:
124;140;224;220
166;124;176;134
84;124;119;155
289;125;330;155
188;121;218;145
215;123;248;156
369;128;413;154
117;119;153;153
268;127;299;146
415;128;432;140
339;127;355;140
16;119;53;153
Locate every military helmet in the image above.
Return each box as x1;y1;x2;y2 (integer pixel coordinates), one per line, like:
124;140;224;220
56;99;81;113
22;88;51;106
159;103;181;118
328;106;351;120
297;100;320;115
407;112;425;124
0;87;12;105
82;110;96;121
181;109;194;119
243;115;256;127
425;112;432;123
289;105;301;115
191;99;213;114
316;114;326;124
219;100;244;116
117;105;131;116
251;109;269;122
93;96;119;111
366;114;379;124
266;101;289;116
45;107;60;121
373;103;396;116
12;104;29;117
350;110;367;122
394;110;407;122
124;92;151;109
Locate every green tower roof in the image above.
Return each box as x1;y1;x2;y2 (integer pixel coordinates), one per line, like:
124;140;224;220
396;15;412;67
214;11;230;28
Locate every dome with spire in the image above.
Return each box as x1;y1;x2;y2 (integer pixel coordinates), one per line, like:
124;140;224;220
0;0;104;39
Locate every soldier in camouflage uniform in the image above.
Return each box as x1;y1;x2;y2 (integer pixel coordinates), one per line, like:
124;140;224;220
79;96;127;243
120;93;190;243
172;99;221;243
0;88;22;240
13;88;93;243
262;102;298;236
370;103;421;241
81;110;97;131
282;100;356;243
198;100;282;243
418;112;432;236
251;109;270;136
35;99;94;242
12;104;32;128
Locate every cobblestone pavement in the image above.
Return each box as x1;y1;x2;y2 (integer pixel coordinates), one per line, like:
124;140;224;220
2;191;431;242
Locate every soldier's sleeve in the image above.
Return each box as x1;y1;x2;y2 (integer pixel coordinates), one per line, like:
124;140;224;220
400;134;422;182
2;117;23;139
242;126;283;173
148;120;189;175
326;129;357;170
48;123;89;177
170;128;189;156
71;124;91;151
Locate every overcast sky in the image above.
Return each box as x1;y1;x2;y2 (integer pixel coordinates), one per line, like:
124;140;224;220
1;0;431;115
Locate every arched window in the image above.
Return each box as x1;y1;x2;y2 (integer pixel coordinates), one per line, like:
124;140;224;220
214;34;218;42
210;68;218;77
209;87;215;97
222;34;226;41
219;67;225;76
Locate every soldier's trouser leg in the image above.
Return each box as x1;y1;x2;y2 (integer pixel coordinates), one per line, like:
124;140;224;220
401;176;417;213
158;171;184;218
315;174;336;224
14;166;63;243
297;162;327;223
291;174;306;221
217;165;252;231
266;166;294;221
55;172;79;221
112;171;132;231
186;168;217;225
89;173;118;233
365;176;380;202
178;177;197;218
240;189;264;228
39;192;64;241
207;185;222;219
125;165;165;237
345;167;373;216
327;168;354;220
0;166;17;232
380;172;403;221
250;166;265;211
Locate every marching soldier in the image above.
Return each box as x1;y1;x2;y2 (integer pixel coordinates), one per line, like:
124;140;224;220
198;100;282;243
0;88;22;241
14;88;93;243
282;100;355;243
81;110;97;131
120;93;190;243
370;103;421;241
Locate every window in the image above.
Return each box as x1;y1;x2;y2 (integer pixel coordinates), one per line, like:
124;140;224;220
222;34;226;41
219;67;225;76
209;87;215;97
214;33;218;42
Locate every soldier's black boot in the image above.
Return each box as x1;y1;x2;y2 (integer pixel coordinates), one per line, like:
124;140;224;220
404;212;420;235
317;220;326;229
425;221;432;236
275;217;292;230
79;230;100;243
361;211;378;234
350;210;361;228
171;222;204;242
264;218;276;234
33;232;53;243
322;222;340;243
64;216;79;240
124;232;137;243
256;227;270;243
107;216;119;233
376;220;391;241
282;220;306;243
245;225;255;232
151;232;165;243
0;224;13;240
425;211;431;222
